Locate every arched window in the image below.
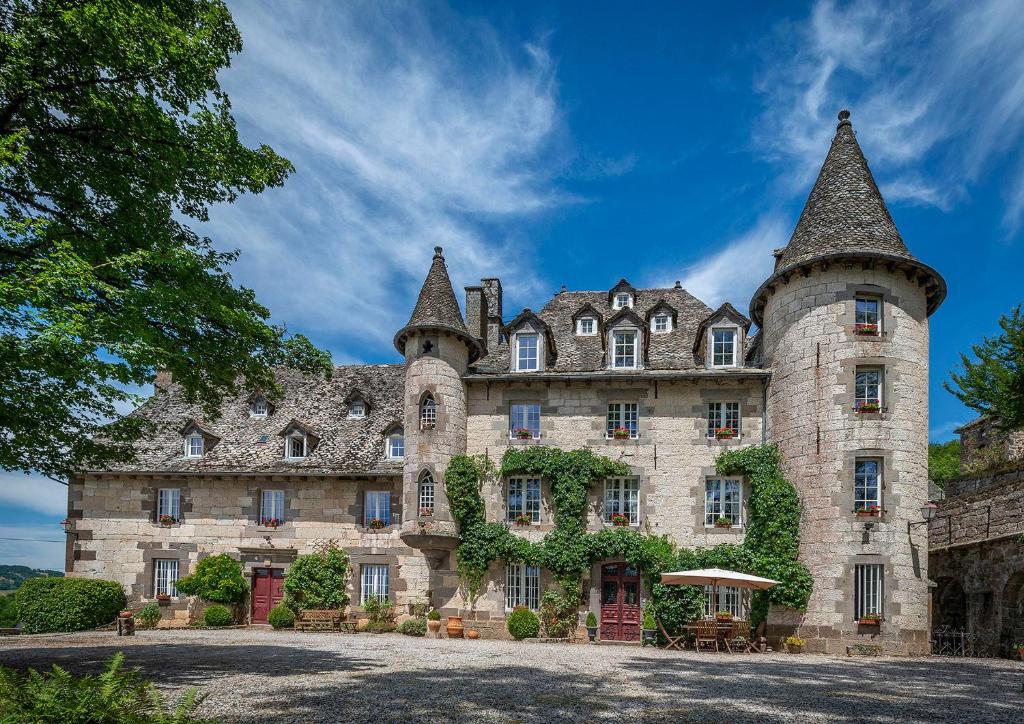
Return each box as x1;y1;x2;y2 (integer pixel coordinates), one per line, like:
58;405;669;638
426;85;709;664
420;393;436;430
418;472;435;516
386;429;404;459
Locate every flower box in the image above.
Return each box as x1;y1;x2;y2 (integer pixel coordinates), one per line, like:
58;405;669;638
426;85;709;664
856;506;881;517
158;515;178;526
611;427;633;440
513;428;534;440
610;513;630;527
715;612;733;622
260;518;282;528
854;401;881;413
857;615;882;625
854;323;879;336
514;514;532;527
714;428;736;440
156;594;171;602
367;518;387;530
714;517;733;529
418;507;433;517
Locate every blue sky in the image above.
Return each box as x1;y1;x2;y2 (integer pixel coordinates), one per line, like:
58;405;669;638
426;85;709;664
4;0;1023;569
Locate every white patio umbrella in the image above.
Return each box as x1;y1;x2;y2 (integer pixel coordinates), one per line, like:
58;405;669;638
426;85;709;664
660;568;780;618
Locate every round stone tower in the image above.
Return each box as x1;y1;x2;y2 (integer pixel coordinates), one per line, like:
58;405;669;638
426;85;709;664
750;111;946;655
394;247;482;601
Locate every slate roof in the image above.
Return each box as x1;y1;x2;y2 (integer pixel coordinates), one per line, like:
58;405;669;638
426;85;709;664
94;365;405;476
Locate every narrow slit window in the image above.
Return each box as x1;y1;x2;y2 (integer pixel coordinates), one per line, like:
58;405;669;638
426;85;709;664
418;473;435;515
854;459;882;512
420;394;437;430
855;563;884;620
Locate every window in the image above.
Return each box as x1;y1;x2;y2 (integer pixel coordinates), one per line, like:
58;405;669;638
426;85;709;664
361;564;389;603
712;329;736;367
855;297;881;334
854;459;882;512
652;314;670;333
611;330;638;368
603;478;639;525
506;563;540;610
506;478;541;523
707;402;740;438
704;585;747;618
705;478;742;526
348;400;365;419
509;403;541;439
418;473;434;515
364;490;391;527
606;402;639;439
854;367;882;410
420;394;436;430
261;489;285;525
577;317;596;335
184;433;204;458
285;433;306;459
613;292;632;309
154;559;179;598
386;432;404;459
854;563;884;620
250;396;268;418
515;333;539;371
157;489;181;522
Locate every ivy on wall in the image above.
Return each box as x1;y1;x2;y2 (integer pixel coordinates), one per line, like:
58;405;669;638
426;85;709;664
444;444;812;629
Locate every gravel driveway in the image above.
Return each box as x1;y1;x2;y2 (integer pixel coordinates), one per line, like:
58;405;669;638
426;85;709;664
0;629;1020;722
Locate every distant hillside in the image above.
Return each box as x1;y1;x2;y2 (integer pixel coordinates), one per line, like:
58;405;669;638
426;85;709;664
0;565;63;591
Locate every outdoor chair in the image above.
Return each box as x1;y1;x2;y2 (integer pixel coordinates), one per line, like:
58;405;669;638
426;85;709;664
724;621;752;654
657;618;685;651
695;619;719;652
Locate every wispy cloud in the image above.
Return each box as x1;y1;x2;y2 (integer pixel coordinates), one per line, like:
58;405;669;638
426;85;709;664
930;419;968;442
205;1;570;355
0;524;65;571
755;0;1024;233
0;472;67;517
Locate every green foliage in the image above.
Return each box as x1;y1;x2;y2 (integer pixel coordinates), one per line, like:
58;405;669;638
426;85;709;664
281;547;350;611
0;593;18;627
397;617;427;637
0;652;210;723
0;0;331;478
642;601;657;630
585;611;597;628
267;603;294;630
946;305;1024;431
363;597;396;632
174;554;245;604
427;608;441;621
929;440;962;488
202;604;231;627
539;590;577;638
15;578;125;634
136;603;162;629
506;607;540;640
0;565;62;591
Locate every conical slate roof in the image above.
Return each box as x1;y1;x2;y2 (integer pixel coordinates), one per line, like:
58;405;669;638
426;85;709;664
777;110;914;269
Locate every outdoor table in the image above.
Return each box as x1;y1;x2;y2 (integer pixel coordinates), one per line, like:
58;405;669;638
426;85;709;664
683;620;747;648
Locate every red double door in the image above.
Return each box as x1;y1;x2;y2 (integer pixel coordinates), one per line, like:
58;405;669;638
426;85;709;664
600;562;641;641
251;568;284;624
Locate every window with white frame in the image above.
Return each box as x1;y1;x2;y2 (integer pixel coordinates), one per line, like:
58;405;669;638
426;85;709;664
418;473;434;515
603;477;639;525
854;563;884;620
711;329;737;367
506;478;541;523
184;433;204;458
606;402;639;439
705;478;742;526
611;329;638;368
157;488;181;522
854;367;882;410
347;399;366;419
285;433;306;459
707;402;740;438
577;317;596;335
509;403;541;439
854;459;882;512
364;490;391;527
261;489;285;525
361;564;389;603
250;396;268;418
506;563;540;610
704;585;747;618
420;394;436;430
652;313;671;333
386;431;404;459
613;292;632;309
154;559;179;597
515;333;539;371
855;297;881;333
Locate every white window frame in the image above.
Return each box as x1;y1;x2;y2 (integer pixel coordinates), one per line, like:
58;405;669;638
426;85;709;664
577;317;597;336
711;328;737;367
386;431;404;459
854;459;882;511
603;477;639;526
250;397;268;418
606;402;639;439
418;473;435;515
347;400;366;419
261;489;285;525
420;394;437;430
704;585;748;619
361;564;389;603
651;313;671;333
285;433;307;459
157;488;181;521
855;367;883;409
154;559;179;598
505;563;540;611
509;402;542;440
855;296;882;333
613;292;632;309
704;477;743;527
707;402;741;438
611;328;639;369
854;563;884;620
184;433;204;458
515;333;540;372
506;477;541;523
364;490;391;527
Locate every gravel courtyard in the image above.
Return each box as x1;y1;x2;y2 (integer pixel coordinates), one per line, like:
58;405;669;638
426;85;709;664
1;629;1021;722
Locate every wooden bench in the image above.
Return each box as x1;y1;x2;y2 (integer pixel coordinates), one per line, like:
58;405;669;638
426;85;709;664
294;609;342;632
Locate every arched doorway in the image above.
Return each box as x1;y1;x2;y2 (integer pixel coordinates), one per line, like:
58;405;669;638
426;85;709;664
934;578;967;630
999;570;1024;656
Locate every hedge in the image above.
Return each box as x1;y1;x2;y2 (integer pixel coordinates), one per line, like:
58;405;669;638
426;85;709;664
267;603;295;629
15;578;126;634
203;604;232;627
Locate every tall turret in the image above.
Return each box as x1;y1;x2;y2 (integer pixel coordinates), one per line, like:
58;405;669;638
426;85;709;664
751;111;946;655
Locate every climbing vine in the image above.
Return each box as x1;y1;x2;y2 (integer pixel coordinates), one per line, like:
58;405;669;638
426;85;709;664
443;443;812;629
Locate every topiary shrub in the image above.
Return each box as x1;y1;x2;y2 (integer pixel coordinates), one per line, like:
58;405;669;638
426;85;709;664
585;611;597;628
136;602;162;629
175;554;246;604
397;617;426;637
282;546;350;611
267;603;295;630
203;604;232;627
506;607;540;640
427;608;441;621
15;578;126;634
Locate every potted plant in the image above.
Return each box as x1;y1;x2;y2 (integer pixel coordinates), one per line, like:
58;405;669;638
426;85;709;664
119;609;134;618
857;613;883;626
715;610;733;622
714;427;735;440
418;507;433;517
610;513;630;527
427;609;442;635
855;400;881;413
785;635;805;653
714;516;733;529
156;593;171;603
585;611;598;642
641;604;657;645
856;505;881;517
514;427;533;440
612;427;632;440
446;614;464;639
158;514;177;526
261;517;282;528
854;322;879;335
368;518;386;530
514;513;532;527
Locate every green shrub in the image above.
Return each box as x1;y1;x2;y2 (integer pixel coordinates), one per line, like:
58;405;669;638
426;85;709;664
363;597;395;632
642;601;657;630
267;604;295;630
397;617;426;637
281;547;350;611
427;608;441;621
0;652;210;723
0;594;18;628
585;611;597;628
539;591;576;638
202;605;232;627
15;578;126;634
136;602;162;629
506;607;540;640
174;554;245;604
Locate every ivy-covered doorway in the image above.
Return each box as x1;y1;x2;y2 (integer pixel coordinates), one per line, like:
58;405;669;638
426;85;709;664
600;562;641;641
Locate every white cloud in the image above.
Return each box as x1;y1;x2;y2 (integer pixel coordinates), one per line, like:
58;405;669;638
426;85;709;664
0;524;65;571
0;472;67;517
929;419;967;442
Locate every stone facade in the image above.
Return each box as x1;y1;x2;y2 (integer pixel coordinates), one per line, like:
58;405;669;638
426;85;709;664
957;417;1024;472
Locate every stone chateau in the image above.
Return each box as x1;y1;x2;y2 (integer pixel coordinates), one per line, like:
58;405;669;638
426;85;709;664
68;111;945;654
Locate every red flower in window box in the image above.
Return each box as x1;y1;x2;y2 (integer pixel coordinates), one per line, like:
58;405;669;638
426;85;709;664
514;428;533;440
714;427;736;440
854;323;879;335
714;516;733;529
612;427;632;440
418;507;433;517
514;513;532;527
610;513;630;527
158;514;178;526
857;613;882;625
715;611;733;622
260;517;282;528
156;593;171;602
856;506;881;517
367;518;387;530
854;400;881;413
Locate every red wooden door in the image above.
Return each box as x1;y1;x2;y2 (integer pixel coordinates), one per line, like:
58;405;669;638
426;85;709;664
251;568;285;623
600;562;641;641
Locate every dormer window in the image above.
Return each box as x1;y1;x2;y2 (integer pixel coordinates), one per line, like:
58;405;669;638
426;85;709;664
712;329;737;367
386;430;405;459
611;329;638;369
577;317;596;336
184;433;204;458
652;313;671;333
250;396;268;418
515;333;539;371
285;433;307;459
348;400;366;419
613;293;632;310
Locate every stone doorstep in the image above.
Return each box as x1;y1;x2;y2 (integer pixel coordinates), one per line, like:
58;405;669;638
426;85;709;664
595;639;641;647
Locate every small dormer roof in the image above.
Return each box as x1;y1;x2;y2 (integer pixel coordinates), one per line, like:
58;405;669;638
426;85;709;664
604;307;645;329
607;278;636;305
278;418;320;442
342;388;372;410
178;418;219;442
504;308;558;362
645;299;678;324
693;302;752;354
571;302;604;326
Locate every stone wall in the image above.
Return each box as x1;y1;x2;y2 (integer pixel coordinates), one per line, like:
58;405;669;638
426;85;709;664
958;418;1024;473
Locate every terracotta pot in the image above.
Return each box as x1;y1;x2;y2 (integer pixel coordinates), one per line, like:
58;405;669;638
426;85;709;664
466;629;480;640
427;619;441;634
446;615;464;639
119;610;134;618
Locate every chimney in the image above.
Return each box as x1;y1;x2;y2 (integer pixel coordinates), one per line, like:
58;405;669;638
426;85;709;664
481;278;503;350
154;369;172;392
464;285;488;350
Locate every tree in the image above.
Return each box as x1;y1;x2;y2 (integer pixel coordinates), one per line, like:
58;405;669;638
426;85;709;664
0;0;331;479
174;553;245;603
928;440;961;489
282;547;350;611
946;306;1024;432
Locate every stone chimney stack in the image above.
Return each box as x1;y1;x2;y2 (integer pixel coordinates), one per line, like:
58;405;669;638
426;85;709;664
481;277;503;351
154;369;172;392
464;286;488;350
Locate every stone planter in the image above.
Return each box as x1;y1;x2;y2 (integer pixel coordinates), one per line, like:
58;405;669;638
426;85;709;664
587;626;598;642
787;645;803;654
642;628;657;646
427;619;442;635
446;616;464;639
